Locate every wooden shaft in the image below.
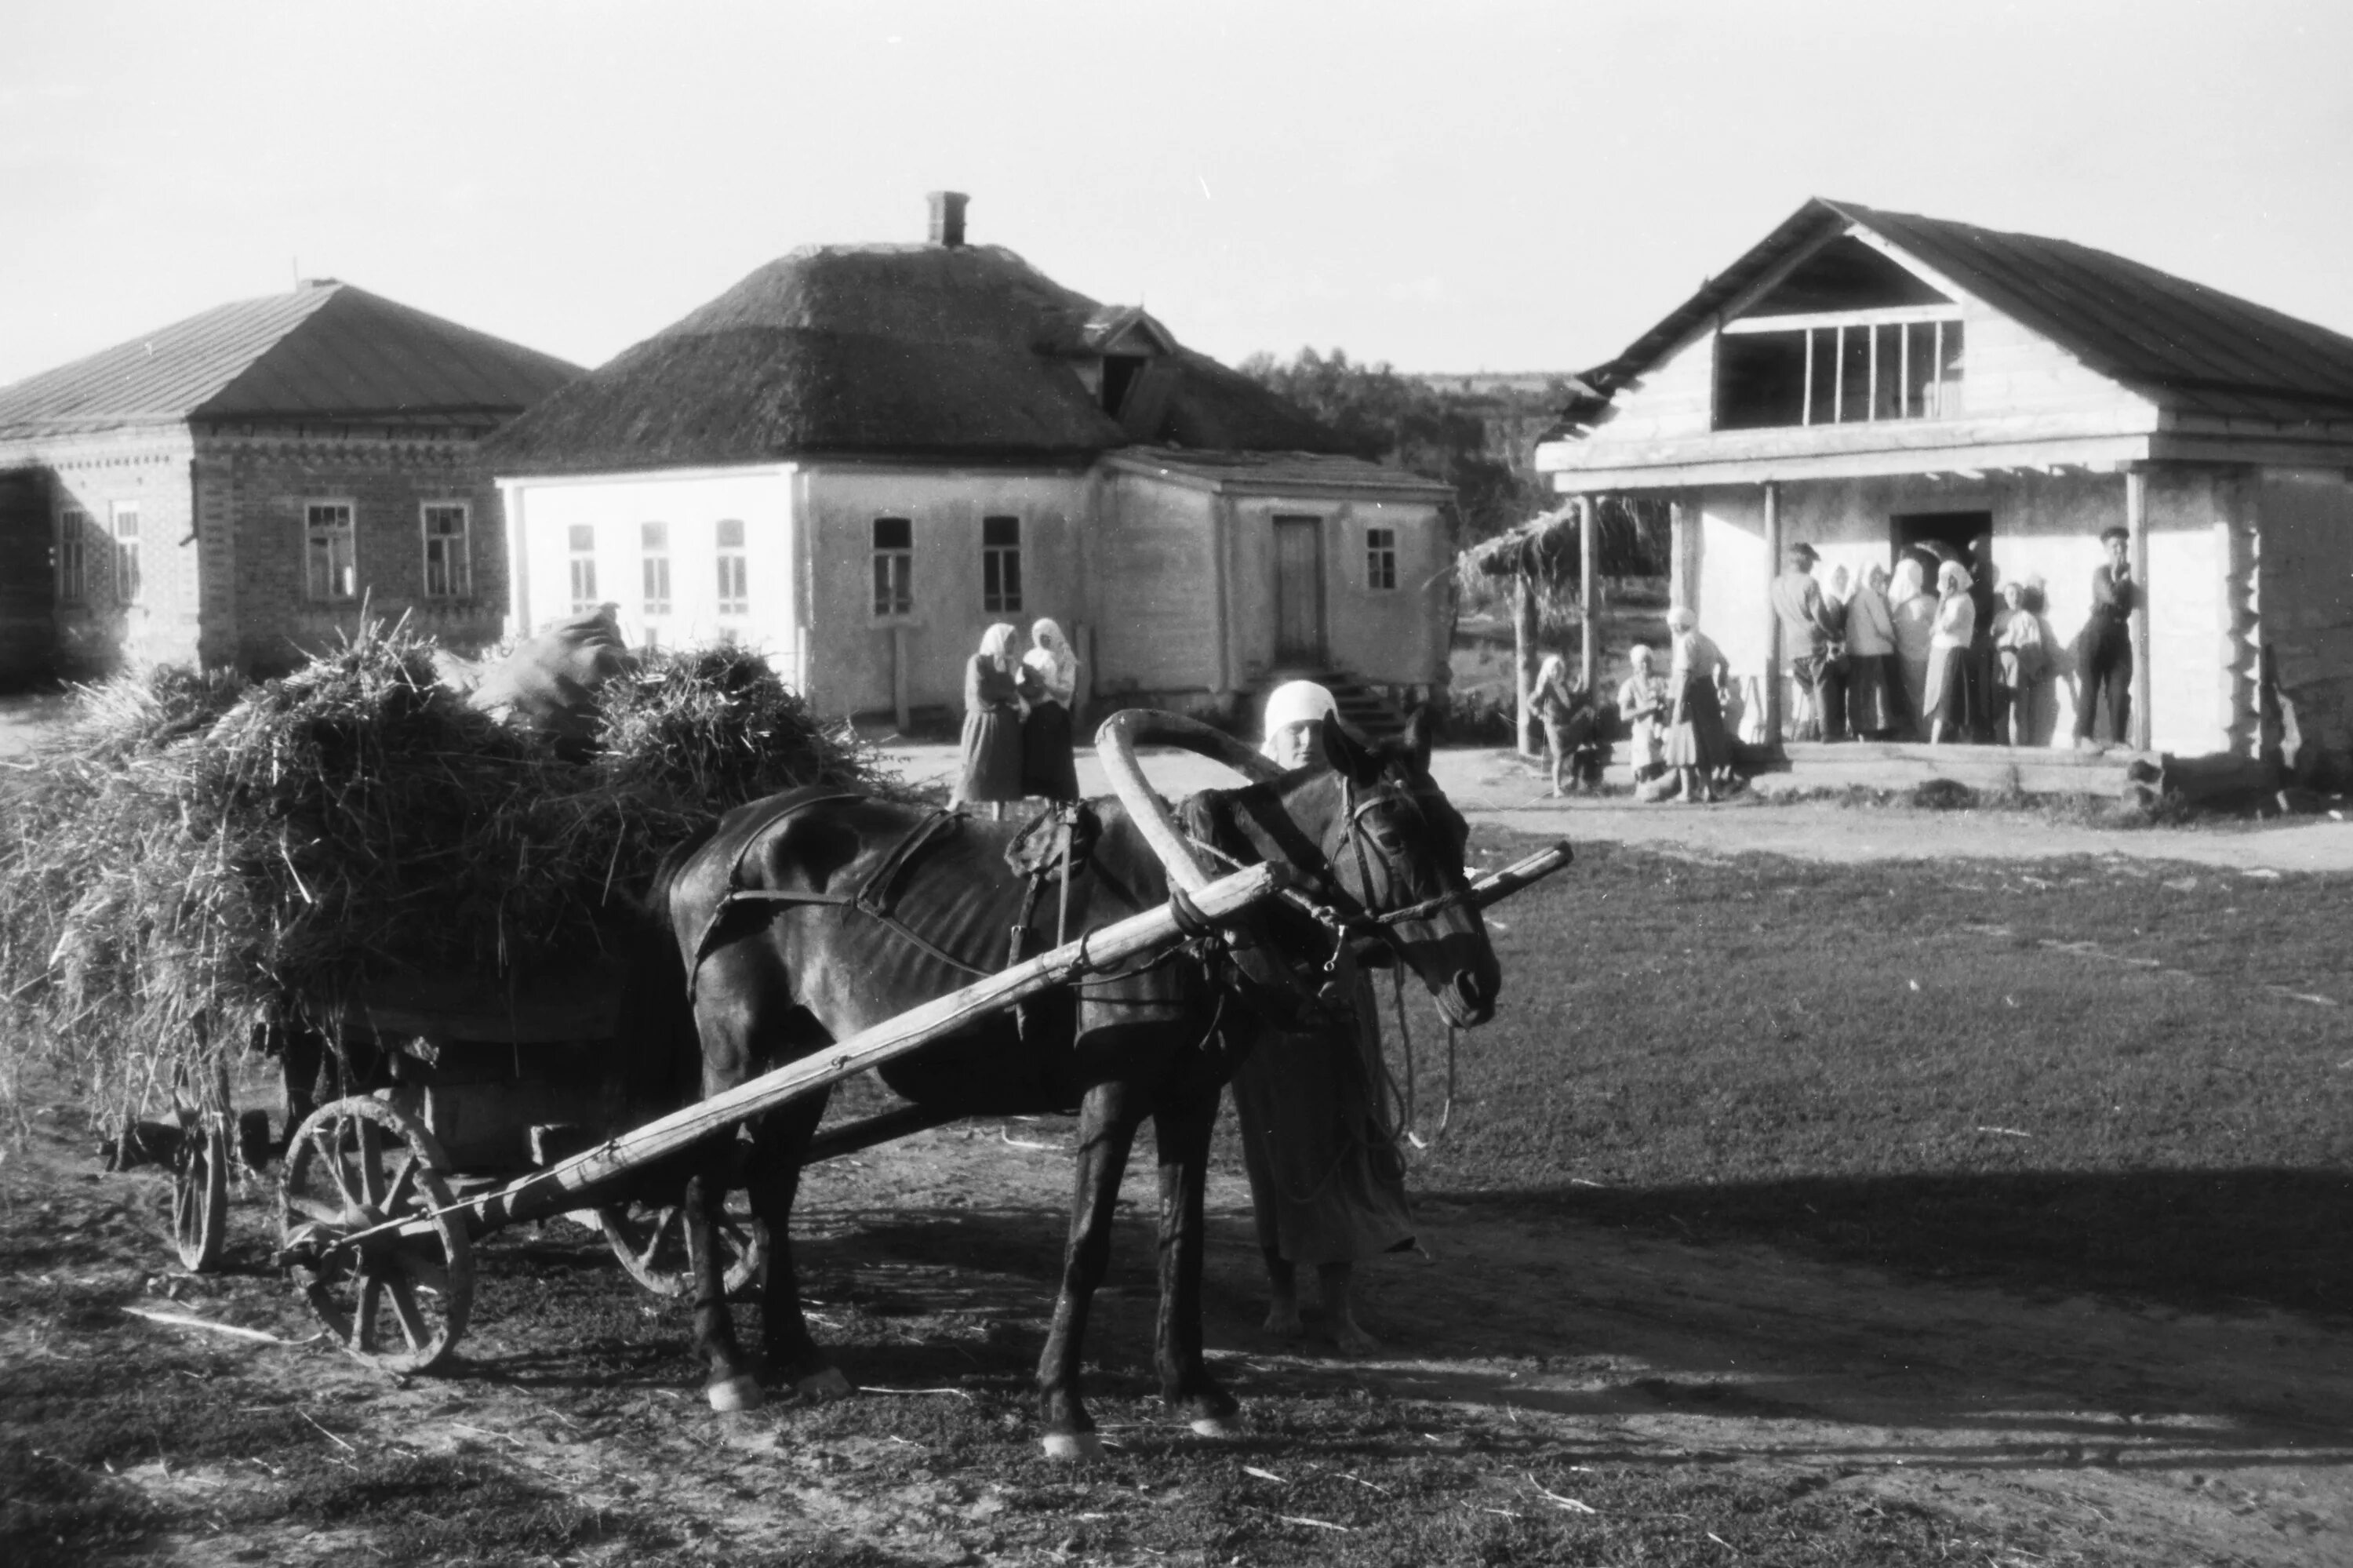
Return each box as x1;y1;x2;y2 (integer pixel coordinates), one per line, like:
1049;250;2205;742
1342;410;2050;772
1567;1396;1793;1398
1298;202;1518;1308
460;861;1293;1234
1470;840;1573;911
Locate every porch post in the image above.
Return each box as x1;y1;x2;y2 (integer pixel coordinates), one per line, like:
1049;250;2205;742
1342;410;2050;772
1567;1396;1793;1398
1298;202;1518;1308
2126;467;2151;751
1762;480;1784;748
1578;495;1599;694
1515;571;1541;757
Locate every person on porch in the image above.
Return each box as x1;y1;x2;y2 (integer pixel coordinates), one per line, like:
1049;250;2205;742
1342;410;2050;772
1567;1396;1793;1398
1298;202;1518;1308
1925;561;1978;745
2074;526;2136;748
1769;544;1847;740
1843;561;1901;740
1993;577;2055;746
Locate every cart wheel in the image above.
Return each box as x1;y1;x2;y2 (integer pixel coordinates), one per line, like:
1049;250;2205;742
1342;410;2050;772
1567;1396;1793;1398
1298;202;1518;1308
282;1097;475;1374
598;1191;766;1299
169;1112;231;1272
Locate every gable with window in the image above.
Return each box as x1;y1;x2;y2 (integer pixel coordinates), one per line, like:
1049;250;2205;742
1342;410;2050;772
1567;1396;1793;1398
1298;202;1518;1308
871;516;913;617
56;508;89;605
1714;236;1964;431
421;503;471;598
305;501;355;602
981;515;1021;613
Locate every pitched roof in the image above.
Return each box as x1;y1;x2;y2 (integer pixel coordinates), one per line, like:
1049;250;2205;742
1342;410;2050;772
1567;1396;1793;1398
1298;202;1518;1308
1576;198;2353;427
0;283;582;436
486;242;1357;474
1104;446;1455;497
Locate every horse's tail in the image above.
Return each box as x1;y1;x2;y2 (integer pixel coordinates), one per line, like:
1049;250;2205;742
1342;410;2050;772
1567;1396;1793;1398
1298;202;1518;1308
614;816;723;1116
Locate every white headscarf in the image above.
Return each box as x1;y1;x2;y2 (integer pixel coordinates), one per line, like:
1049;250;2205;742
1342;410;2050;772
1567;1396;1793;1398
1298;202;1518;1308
1022;617;1078;703
979;623;1020;667
1889;558;1926;608
1533;653;1566;696
1260;679;1337;762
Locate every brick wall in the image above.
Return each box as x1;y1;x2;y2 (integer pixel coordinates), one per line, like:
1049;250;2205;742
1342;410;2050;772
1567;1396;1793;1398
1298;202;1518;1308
196;427;510;674
0;425;201;674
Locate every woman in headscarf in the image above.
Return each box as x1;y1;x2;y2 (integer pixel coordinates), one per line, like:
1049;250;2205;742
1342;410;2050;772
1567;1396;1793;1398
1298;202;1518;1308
953;623;1026;818
1843;561;1900;740
1530;653;1595;795
1017;617;1082;801
1226;679;1415;1354
1888;557;1937;737
1925;560;1978;745
1615;643;1671;782
1664;606;1732;803
1992;577;2054;747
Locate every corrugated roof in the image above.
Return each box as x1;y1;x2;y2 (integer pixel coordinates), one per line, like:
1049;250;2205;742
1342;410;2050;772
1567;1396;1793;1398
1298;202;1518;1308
1574;198;2353;427
0;283;581;435
486;242;1356;474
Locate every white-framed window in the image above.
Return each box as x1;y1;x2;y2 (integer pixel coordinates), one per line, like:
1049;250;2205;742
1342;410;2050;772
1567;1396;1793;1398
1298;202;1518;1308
981;515;1021;613
567;523;598;612
56;507;89;606
421;503;471;599
111;503;144;605
641;521;672;617
1366;526;1398;591
304;501;356;602
871;516;913;618
715;518;748;616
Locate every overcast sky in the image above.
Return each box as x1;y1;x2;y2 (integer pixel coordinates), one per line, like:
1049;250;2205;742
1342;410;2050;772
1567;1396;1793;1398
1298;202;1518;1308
4;0;2348;387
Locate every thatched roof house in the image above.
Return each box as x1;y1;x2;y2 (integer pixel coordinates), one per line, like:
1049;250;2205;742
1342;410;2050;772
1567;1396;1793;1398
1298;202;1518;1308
489;194;1453;729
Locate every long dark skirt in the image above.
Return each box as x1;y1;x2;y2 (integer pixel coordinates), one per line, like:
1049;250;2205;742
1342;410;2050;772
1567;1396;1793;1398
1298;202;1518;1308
958;704;1026;802
1020;700;1080;800
1664;677;1731;770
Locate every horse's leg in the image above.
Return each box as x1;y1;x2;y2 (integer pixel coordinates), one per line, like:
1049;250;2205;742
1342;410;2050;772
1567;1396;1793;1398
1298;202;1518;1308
1261;1250;1304;1338
1151;1089;1242;1435
744;1090;851;1400
1036;1083;1140;1461
684;1139;759;1411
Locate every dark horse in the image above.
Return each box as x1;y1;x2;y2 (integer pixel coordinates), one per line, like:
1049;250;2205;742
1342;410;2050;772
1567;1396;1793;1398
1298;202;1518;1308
639;712;1499;1457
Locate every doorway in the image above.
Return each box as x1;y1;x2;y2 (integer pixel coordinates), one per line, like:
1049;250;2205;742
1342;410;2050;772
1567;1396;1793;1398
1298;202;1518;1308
1272;515;1325;664
1890;511;1991;580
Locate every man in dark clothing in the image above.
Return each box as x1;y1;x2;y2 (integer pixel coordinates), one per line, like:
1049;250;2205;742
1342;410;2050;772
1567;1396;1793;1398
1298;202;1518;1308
1769;544;1847;740
2075;526;2136;746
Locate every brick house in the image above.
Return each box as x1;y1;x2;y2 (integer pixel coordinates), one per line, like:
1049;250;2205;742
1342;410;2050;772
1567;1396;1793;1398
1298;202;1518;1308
0;282;580;681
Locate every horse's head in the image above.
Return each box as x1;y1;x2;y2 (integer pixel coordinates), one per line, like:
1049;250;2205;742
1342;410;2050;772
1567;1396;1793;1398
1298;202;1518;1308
1303;711;1500;1028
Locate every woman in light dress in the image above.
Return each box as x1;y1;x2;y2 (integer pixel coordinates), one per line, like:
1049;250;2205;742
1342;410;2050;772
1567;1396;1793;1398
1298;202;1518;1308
1663;606;1733;803
1842;562;1900;739
1991;577;2055;747
1227;679;1415;1354
1925;561;1978;745
1017;617;1081;801
1888;557;1937;737
953;622;1026;817
1615;644;1671;781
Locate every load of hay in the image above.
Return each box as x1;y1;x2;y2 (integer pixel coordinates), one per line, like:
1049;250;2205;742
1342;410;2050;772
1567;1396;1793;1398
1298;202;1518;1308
0;624;899;1128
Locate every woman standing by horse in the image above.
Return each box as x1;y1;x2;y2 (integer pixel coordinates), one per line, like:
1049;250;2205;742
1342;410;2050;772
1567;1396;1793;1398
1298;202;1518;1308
1226;681;1415;1354
1019;617;1082;802
954;623;1027;818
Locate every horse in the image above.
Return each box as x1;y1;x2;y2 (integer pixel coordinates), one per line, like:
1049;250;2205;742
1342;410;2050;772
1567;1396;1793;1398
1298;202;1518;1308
637;709;1500;1458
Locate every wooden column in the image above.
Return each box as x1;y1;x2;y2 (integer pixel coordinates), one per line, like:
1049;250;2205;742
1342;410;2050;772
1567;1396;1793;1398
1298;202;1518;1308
1578;496;1599;693
1669;497;1697;614
1515;571;1541;757
2126;467;2151;751
1762;480;1784;748
890;624;912;733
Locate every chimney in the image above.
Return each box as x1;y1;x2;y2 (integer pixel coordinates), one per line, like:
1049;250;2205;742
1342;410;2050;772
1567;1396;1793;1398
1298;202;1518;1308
927;190;969;248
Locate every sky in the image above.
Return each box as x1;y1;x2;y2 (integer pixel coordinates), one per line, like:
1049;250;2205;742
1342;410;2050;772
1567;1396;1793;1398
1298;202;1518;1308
3;0;2349;387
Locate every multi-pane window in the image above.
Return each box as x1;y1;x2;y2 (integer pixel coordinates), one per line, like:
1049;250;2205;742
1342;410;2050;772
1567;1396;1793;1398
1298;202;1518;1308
304;502;355;602
111;504;144;604
1716;315;1965;431
421;503;471;598
567;524;598;611
871;516;913;617
981;515;1021;613
1366;526;1398;591
56;508;89;605
641;522;672;617
715;518;748;616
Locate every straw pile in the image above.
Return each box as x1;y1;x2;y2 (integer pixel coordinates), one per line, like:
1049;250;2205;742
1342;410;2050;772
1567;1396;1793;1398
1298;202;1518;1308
0;625;896;1126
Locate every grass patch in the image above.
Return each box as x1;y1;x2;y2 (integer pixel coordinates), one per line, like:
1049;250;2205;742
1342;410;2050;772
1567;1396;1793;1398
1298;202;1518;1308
1413;836;2353;1314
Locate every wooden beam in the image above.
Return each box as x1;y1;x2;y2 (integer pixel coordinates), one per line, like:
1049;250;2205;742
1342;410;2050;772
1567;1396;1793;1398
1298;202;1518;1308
1515;573;1541;757
2126;467;2152;751
1722;304;1966;334
1762;480;1784;748
1578;496;1599;693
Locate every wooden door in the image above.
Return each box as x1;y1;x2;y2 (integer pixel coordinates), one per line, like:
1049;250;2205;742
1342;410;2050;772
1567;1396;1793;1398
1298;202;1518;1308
1273;515;1324;664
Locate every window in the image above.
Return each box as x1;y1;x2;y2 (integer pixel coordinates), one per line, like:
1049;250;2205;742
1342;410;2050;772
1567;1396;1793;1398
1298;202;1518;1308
641;521;671;617
567;523;598;611
1716;317;1963;431
871;516;913;617
421;503;471;598
715;518;748;616
56;508;88;606
1365;526;1398;591
981;515;1021;613
304;502;355;601
111;504;144;604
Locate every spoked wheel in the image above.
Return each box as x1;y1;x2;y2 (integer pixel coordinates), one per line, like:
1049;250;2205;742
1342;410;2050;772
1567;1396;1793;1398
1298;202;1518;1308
281;1096;475;1373
168;1109;232;1272
598;1191;766;1298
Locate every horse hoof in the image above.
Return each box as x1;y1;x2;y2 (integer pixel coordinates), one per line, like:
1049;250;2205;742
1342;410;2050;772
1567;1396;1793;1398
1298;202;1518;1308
795;1367;853;1402
1189;1417;1244;1440
1041;1432;1106;1462
707;1375;763;1413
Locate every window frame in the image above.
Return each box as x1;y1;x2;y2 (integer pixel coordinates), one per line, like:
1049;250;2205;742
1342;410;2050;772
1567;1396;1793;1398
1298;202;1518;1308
420;501;472;601
639;520;672;618
566;522;598;613
715;518;749;617
56;507;89;606
1715;308;1963;432
871;515;914;620
980;515;1022;613
111;501;144;606
302;499;358;603
1365;525;1398;592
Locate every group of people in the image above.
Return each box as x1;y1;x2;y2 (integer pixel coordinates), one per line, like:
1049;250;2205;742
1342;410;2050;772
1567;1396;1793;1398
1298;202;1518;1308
1772;528;2135;749
951;618;1082;815
1531;610;1740;805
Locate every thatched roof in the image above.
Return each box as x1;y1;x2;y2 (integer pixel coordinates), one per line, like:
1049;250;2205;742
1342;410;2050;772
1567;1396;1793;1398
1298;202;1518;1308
487;243;1356;474
1460;498;1665;584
